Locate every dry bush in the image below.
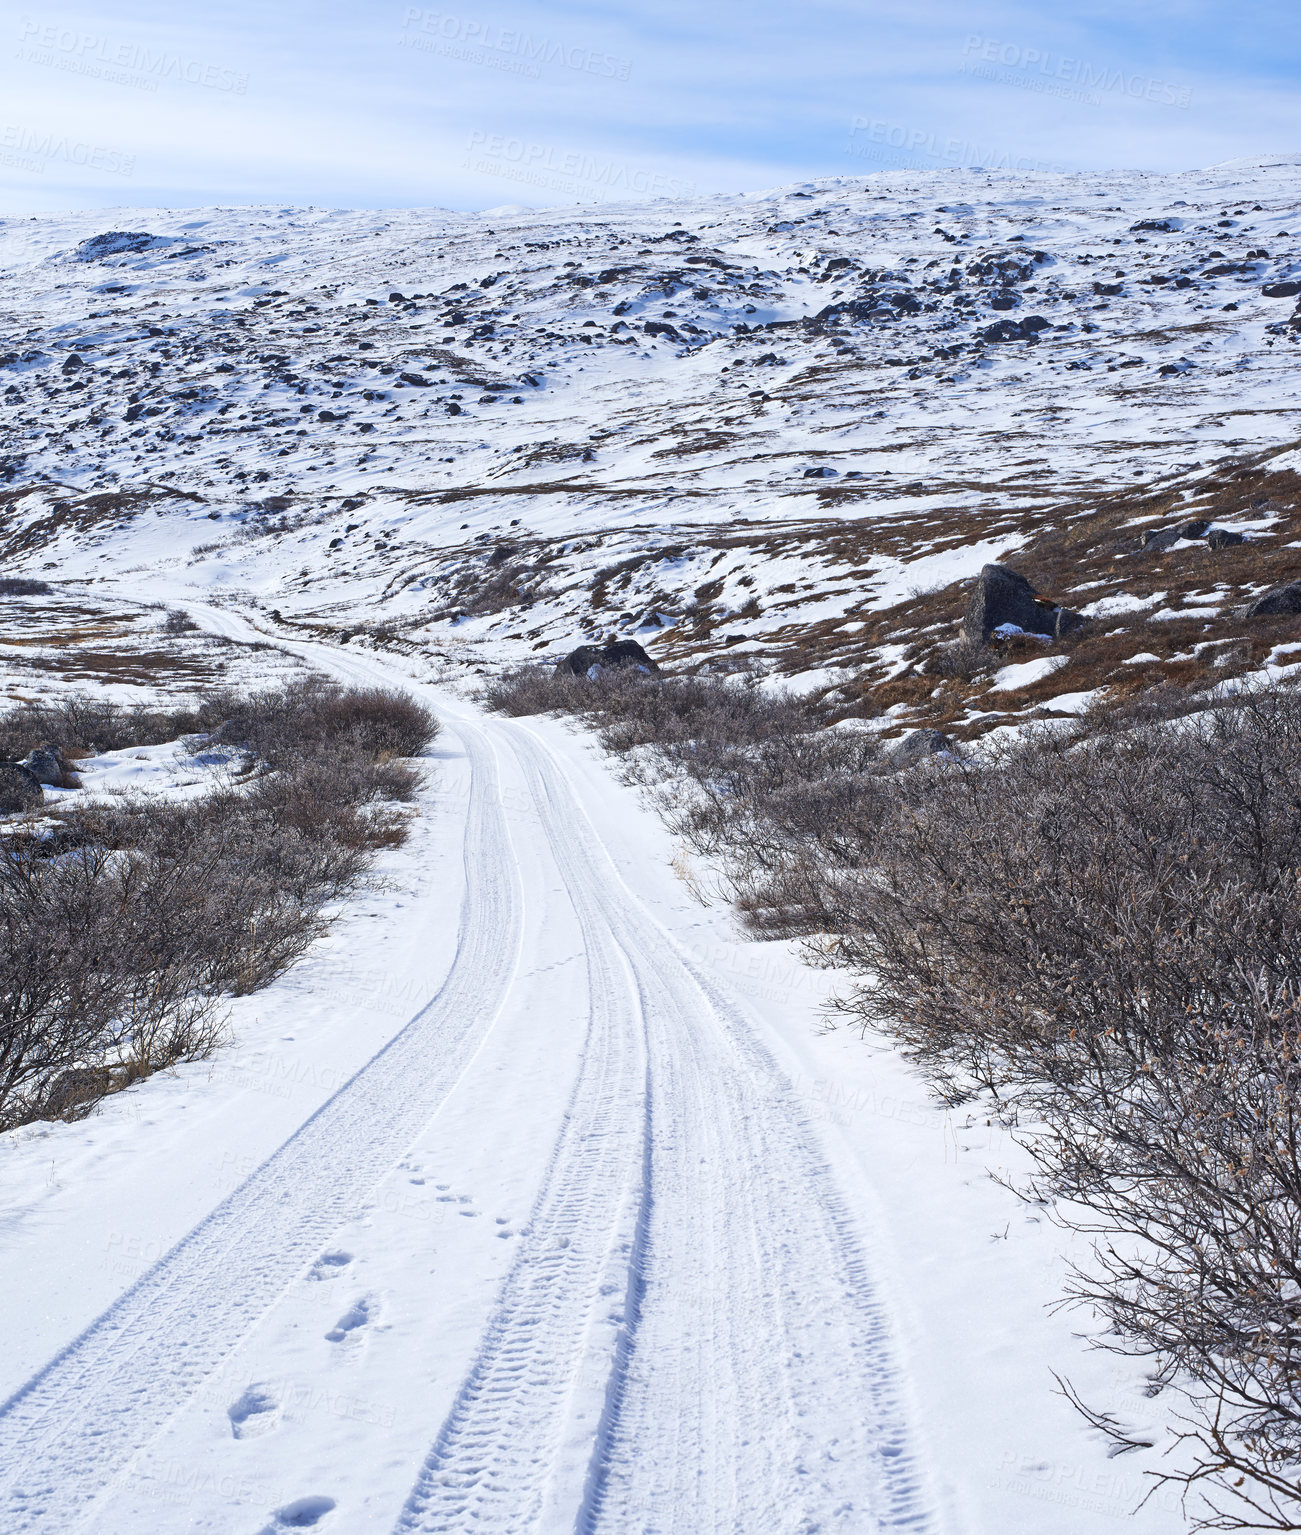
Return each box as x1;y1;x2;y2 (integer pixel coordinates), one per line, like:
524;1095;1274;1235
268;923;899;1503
801;690;1301;1528
480;663;592;717
0;694;206;759
207;678;439;767
0;680;437;1134
0;576;52;596
162;607;199;634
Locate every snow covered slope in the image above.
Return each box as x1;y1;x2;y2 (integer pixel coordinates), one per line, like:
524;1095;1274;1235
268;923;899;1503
0;157;1299;700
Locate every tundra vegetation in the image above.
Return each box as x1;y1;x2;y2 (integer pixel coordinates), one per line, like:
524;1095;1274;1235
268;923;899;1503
0;680;438;1133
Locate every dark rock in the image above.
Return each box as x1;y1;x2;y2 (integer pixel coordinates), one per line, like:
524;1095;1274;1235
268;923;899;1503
75;230;159;261
962;564;1075;643
989;292;1019;310
1093;281;1124;296
883;729;953;771
317;409;342;422
21;745;62;786
557;645;604;676
802;466;838;478
0;761;43;813
398;371;431;386
1207;527;1246;549
1178;520;1210;539
1241;582;1301;617
644;321;681;341
1131;218;1181;233
979;315;1049;344
1140;526;1181;550
1263;281;1301;298
556;638;659;677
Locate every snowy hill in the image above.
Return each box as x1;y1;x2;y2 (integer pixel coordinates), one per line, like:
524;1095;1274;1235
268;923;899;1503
1;157;1299;717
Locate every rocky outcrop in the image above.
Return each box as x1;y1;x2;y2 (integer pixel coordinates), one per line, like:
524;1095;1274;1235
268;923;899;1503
557;638;658;677
962;565;1081;644
1207;527;1246;549
1240;582;1301;618
882;729;953;771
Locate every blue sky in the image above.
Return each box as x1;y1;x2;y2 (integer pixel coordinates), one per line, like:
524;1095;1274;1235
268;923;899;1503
0;0;1296;213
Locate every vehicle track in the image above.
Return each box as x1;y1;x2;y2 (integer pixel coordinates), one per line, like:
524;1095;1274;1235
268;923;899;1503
393;728;652;1535
0;715;524;1535
390;719;941;1534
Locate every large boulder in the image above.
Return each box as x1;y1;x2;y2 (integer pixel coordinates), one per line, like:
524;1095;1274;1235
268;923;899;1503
556;645;605;676
882;729;953;771
556;639;659;677
0;761;43;813
962;565;1080;644
1207;527;1246;549
21;744;62;786
1241;582;1301;618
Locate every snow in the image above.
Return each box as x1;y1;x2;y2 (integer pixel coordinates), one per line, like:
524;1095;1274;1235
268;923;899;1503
990;655;1070;690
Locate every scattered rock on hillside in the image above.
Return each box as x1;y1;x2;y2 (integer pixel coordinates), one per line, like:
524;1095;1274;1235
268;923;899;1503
21;745;62;786
962;564;1080;644
1240;582;1301;618
0;761;43;813
75;231;160;261
1179;519;1210;539
979;315;1050;344
1207;527;1246;549
1140;526;1181;551
557;638;658;677
883;728;953;771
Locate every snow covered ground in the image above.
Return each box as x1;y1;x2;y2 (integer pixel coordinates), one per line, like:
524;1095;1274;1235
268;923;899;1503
0;155;1298;689
0;610;1191;1535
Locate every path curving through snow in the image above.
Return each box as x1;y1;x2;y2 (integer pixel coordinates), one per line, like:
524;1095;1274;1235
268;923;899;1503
0;608;942;1535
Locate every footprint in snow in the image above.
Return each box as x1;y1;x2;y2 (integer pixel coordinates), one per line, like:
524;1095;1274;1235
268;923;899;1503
258;1493;336;1530
228;1384;281;1440
325;1295;374;1342
307;1250;353;1282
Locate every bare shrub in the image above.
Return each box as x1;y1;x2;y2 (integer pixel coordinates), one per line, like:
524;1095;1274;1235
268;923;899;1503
0;694;206;759
812;690;1301;1527
0;681;436;1133
208;679;439;767
0;576;52;596
162;607;199;634
480;663;591;717
926;634;996;679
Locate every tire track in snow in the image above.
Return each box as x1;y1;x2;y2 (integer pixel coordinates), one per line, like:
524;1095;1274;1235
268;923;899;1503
391;720;941;1535
0;718;524;1535
393;724;652;1535
511;724;941;1535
